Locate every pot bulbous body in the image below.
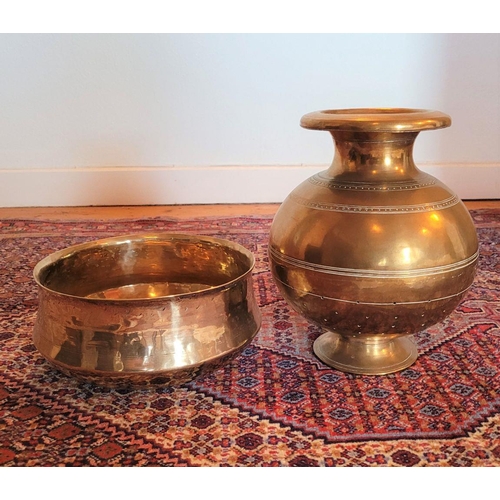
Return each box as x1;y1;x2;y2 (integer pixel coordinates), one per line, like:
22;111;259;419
269;109;478;374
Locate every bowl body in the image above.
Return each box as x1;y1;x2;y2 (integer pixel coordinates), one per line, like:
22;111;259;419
33;233;261;388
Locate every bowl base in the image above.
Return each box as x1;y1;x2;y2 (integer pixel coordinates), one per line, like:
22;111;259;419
313;331;418;375
43;349;241;389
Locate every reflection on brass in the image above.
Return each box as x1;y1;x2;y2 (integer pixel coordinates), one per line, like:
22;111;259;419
269;108;478;375
33;233;261;388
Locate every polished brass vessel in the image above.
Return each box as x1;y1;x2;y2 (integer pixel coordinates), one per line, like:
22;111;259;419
33;233;261;388
269;108;478;375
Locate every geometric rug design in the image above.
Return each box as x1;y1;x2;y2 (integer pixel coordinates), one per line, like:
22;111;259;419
1;210;499;466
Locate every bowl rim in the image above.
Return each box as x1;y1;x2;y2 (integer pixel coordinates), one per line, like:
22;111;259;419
33;232;256;302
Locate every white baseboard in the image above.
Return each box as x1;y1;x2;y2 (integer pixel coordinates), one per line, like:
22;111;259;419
0;163;499;207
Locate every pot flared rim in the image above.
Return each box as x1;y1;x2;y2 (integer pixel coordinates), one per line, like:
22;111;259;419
300;108;451;132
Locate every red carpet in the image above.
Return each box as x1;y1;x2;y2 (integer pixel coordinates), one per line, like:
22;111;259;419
0;210;499;466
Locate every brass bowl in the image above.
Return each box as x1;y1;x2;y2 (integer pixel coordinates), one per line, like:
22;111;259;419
33;233;261;388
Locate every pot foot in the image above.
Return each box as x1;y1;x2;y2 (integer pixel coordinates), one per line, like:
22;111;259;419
313;331;418;375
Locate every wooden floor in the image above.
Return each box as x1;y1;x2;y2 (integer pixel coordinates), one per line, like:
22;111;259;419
0;201;498;220
0;204;280;220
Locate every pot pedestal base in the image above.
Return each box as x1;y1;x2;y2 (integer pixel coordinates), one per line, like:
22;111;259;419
313;331;418;375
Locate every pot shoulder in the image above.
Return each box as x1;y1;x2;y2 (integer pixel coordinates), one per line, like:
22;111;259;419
269;170;478;272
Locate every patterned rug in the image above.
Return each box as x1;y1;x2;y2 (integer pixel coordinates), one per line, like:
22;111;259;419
0;210;499;467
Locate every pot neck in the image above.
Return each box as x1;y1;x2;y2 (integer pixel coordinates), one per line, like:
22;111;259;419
327;131;420;180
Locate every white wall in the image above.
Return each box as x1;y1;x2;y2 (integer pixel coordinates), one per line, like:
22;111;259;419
1;34;499;206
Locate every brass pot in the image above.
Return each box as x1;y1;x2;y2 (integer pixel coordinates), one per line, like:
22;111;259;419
269;108;478;375
33;233;261;388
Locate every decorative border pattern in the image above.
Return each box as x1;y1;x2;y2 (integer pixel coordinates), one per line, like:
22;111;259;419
269;247;479;279
289;192;460;214
308;172;437;191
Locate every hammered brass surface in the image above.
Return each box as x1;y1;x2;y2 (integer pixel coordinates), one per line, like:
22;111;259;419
269;108;478;375
33;234;261;388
